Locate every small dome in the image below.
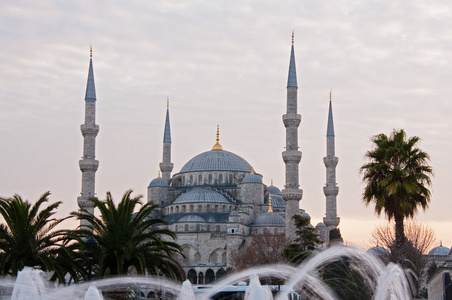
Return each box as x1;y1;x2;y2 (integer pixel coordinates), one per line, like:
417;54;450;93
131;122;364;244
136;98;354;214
179;150;252;173
178;214;206;223
301;212;311;219
173;189;230;204
148;177;169;187
316;222;326;228
267;185;282;196
367;246;390;256
253;212;285;227
242;173;262;184
264;193;285;208
428;245;451;256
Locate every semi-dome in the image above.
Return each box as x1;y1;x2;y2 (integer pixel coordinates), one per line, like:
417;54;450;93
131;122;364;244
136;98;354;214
179;150;252;173
428;245;451;256
264;193;285;208
242;173;262;184
301;212;311;219
253;212;285;227
178;214;206;223
173;189;230;204
148;177;169;187
267;183;282;195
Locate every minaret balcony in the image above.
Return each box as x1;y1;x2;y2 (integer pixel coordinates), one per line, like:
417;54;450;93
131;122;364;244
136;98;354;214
282;150;302;163
282;188;303;201
79;159;99;172
80;124;99;136
323;157;338;167
159;162;174;172
77;196;95;209
323;216;340;227
282;113;301;127
323;186;339;196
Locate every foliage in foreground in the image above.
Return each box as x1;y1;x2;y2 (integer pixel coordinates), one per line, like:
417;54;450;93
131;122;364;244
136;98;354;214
0;192;80;283
360;129;433;262
283;215;321;264
70;190;184;280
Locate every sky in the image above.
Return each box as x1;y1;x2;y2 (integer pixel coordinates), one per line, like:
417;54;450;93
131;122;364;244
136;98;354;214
1;0;451;250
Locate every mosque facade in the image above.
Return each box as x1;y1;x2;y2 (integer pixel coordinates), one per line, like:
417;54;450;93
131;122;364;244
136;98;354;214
77;36;341;284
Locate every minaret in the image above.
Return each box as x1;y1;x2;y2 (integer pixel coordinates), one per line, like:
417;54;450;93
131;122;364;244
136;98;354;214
282;33;303;240
159;99;174;181
323;91;340;241
77;47;99;229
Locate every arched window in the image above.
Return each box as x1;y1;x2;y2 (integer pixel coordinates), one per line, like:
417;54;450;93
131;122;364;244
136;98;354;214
207;225;210;231
198;174;202;184
217;268;226;279
170;207;174;214
176;206;179;213
185;224;188;231
205;269;215;284
189;205;194;212
210;252;218;263
190;175;193;185
195;253;201;263
214;205;218;212
175;225;178;232
198;205;202;212
222;205;226;212
216;225;220;232
182;205;186;212
206;204;210;212
219;174;223;184
182;176;185;186
229;174;233;184
208;174;213;184
187;269;197;284
198;272;204;285
196;224;200;231
229;206;232;212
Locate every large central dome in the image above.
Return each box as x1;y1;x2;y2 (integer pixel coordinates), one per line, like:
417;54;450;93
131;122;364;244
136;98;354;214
179;150;252;173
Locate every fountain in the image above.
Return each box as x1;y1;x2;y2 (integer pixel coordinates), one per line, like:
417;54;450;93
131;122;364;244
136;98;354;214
3;245;414;300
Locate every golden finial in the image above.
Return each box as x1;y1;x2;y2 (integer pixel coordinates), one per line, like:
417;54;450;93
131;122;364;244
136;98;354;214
292;31;294;45
330;89;332;101
250;168;254;175
271;179;274;186
268;193;273;213
212;125;223;150
158;171;161;178
90;45;92;58
167;97;169;108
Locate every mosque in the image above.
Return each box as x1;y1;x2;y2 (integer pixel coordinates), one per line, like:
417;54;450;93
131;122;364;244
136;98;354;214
76;35;341;284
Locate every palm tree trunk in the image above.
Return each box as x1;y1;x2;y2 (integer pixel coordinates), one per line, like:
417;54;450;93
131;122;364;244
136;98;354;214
394;214;406;264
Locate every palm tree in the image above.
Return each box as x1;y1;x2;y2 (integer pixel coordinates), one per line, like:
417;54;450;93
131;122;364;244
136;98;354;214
360;129;433;261
71;190;183;280
0;192;74;282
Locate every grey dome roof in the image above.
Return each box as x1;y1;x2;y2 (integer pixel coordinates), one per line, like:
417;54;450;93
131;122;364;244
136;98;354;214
178;214;206;223
264;193;285;208
179;150;252;173
316;222;326;228
301;212;311;219
173;189;230;204
242;173;262;184
428;245;451;256
367;246;390;256
148;177;169;187
253;212;285;227
267;185;282;196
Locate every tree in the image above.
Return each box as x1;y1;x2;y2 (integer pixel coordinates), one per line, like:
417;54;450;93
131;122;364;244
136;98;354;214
230;231;291;271
0;192;75;282
369;221;437;293
71;190;184;280
283;215;321;264
360;129;433;262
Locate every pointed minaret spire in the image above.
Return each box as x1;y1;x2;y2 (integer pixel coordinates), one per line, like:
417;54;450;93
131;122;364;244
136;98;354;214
287;31;297;88
282;33;303;240
323;91;340;245
77;46;100;231
160;99;174;181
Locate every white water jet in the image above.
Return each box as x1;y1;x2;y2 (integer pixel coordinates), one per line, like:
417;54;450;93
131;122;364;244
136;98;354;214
5;245;415;300
11;267;47;300
177;280;195;300
83;285;103;300
244;274;273;300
